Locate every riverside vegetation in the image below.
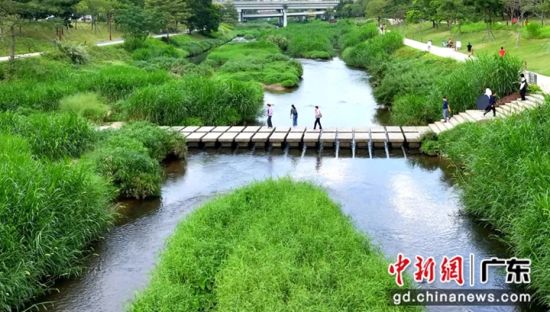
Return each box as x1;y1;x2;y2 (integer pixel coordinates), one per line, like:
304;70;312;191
421;98;550;306
130;179;420;312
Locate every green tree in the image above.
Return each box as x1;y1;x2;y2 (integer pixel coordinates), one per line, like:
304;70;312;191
184;0;220;33
218;1;238;25
0;0;28;61
116;4;159;42
145;0;188;39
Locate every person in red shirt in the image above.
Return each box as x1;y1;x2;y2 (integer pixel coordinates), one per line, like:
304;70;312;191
499;47;506;57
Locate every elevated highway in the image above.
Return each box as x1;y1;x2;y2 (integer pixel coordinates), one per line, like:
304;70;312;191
215;0;339;26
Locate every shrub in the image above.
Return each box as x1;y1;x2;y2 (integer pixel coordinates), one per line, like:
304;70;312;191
339;23;379;49
131;38;187;60
0;135;113;310
59;92;110;122
123;76;263;126
46;41;90;65
87;123;186;199
85;135;163;199
266;34;288;51
0;112;96;159
85;65;171;101
343;32;404;69
130;179;419;312
391;94;437;125
114;122;187;160
526;23;542;39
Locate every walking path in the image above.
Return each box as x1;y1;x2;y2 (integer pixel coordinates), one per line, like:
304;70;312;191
0;32;182;62
403;38;550;94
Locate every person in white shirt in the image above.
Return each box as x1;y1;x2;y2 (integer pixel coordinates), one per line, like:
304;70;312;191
266;104;273;128
427;40;432;52
314;106;322;130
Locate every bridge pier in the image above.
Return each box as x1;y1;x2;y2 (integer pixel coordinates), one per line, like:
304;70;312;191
278;9;288;27
237;9;243;23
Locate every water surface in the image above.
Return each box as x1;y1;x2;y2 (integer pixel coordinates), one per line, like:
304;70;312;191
262;58;383;128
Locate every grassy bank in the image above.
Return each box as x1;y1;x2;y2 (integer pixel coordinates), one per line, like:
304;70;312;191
392;21;550;75
0;111;186;309
341;29;522;125
130;179;419;311
421;99;550;305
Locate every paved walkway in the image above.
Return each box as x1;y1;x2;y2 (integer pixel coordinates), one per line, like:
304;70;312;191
0;32;182;63
403;38;550;94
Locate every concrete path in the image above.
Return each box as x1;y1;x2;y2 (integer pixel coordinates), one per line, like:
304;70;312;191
0;32;182;63
403;38;550;94
426;94;546;135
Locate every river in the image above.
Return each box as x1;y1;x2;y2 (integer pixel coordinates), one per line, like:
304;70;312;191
38;58;539;312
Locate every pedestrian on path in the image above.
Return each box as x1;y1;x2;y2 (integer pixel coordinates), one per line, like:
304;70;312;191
484;93;497;117
467;42;473;57
266;103;273;128
290;104;298;127
519;74;528;101
427;40;432;52
499;46;506;57
442;96;451;123
314;106;322;130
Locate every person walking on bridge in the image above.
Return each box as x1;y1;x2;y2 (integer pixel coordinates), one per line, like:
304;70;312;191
314;106;323;130
290;104;298;127
266;103;273;128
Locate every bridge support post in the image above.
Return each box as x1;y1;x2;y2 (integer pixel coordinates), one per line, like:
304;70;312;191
237;9;242;23
282;9;287;27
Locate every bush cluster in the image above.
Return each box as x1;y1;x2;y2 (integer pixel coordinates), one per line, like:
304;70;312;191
0;111;96;159
122;76;263;126
86;122;186;199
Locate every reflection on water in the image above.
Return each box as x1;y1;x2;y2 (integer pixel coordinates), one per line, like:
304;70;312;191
40;149;540;312
263;58;383;128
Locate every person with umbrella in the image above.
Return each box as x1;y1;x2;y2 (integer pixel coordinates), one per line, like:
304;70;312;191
483;93;497;117
442;96;451;123
477;89;493;114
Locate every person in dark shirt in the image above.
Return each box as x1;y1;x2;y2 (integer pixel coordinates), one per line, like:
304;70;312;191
290;104;298;127
467;42;473;57
484;94;497;117
442;96;451;122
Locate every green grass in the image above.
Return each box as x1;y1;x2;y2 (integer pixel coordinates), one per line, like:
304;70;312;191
59;92;110;122
0;111;97;159
121;76;263;126
392;21;550;75
130;179;420;312
421;98;550;305
0;134;114;310
0;21;124;55
205;41;303;88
